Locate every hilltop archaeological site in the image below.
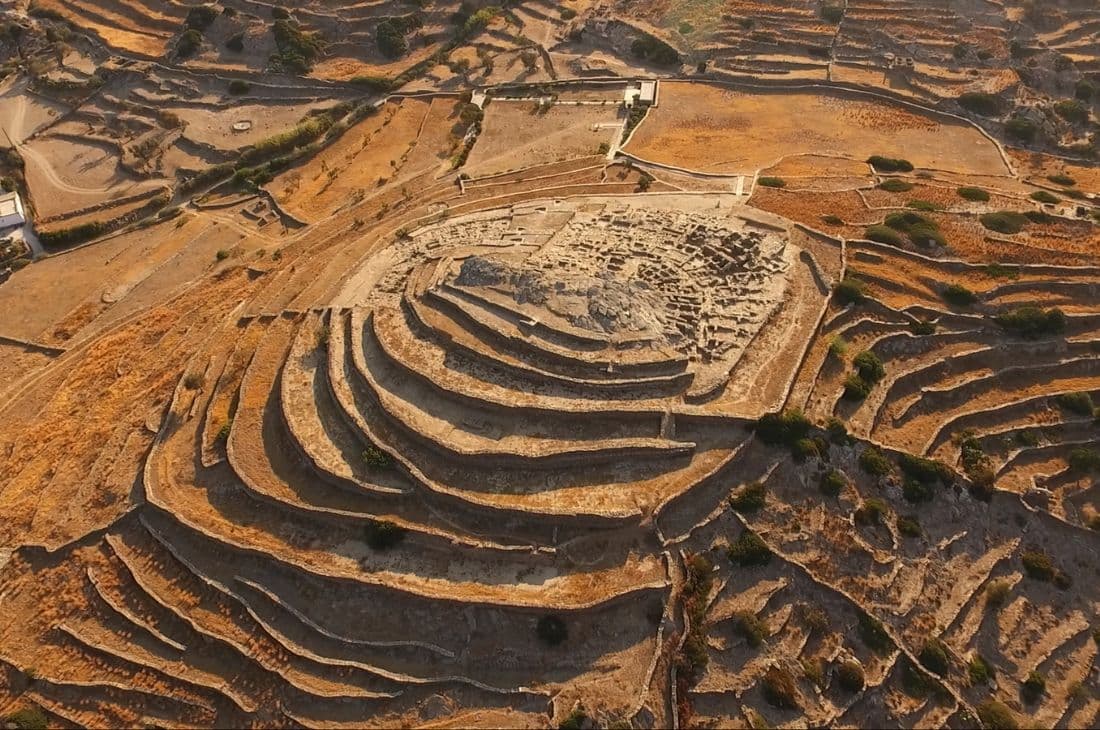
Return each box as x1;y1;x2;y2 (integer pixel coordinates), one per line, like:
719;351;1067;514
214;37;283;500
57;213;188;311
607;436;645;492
0;0;1099;728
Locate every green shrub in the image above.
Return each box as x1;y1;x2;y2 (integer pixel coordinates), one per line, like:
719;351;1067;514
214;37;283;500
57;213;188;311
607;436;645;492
762;666;799;709
758;176;786;188
733;610;768;647
1005;117;1038;141
833;277;866;305
792;437;822;462
1021;550;1059;581
865;224;904;246
910;320;936;335
842;374;872;400
985;578;1011;607
828;335;848;358
896;515;921;537
978;700;1019;730
821;4;844;22
362;445;392;469
1069;447;1100;472
5;707;47;730
185;4;219;31
855;498;888;526
1048;173;1076;186
877;178;913;192
836;660;865;692
942;283;978;307
557;706;586;730
968;653;994;685
980;210;1029;234
820;469;847;497
364;519;405;550
560;7;577;20
177;28;203;58
853;351;885;383
728;530;772;567
1076;79;1096;101
825;417;849;444
867;156;914;173
821;214;843;225
958;92;1003;116
859;446;892;476
898;453;953;485
958;186;991;202
1056;391;1095;416
753;409;812;446
906;199;941;211
993;306;1066;338
730;481;766;512
228;79;251;95
537;614;568;645
1022;670;1046;703
271;19;326;73
902;478;934;504
919;637;950;676
226;31;244;51
884;211;945;247
857;611;894;654
1030;190;1060;204
1055;99;1089;123
376;14;422;59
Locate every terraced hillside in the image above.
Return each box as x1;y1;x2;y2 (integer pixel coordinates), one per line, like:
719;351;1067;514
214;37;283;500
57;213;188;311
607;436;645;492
0;0;1099;727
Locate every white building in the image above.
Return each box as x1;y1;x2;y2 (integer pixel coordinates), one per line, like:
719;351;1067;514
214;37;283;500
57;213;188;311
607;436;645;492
0;191;26;229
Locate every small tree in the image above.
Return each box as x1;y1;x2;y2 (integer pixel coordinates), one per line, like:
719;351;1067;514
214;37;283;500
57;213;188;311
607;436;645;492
762;666;799;709
836;660;865;692
730;481;766;512
1022;670;1046;703
919;637;950;676
728;530;772;567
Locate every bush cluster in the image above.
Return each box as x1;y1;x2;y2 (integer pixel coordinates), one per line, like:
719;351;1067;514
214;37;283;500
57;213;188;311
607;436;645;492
867;156;914;173
836;660;865;692
757;176;786;188
376;14;423;58
968;653;994;685
958;92;1003;116
832;276;866;305
854;498;887;526
993;306;1066;338
271;19;326;73
752;409;812;447
1056;391;1095;416
877;178;913;192
1022;670;1046;703
1021;549;1071;589
957;186;991;201
978;700;1019;730
918;637;950;676
364;519;405;550
857;611;894;654
733;610;768;647
729;481;766;512
941;283;977;307
858;445;892;476
762;666;799;709
819;469;847;497
882;211;945;247
728;530;772;567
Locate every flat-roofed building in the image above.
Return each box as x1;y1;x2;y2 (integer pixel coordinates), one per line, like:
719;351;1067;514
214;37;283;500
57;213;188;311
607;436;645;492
0;191;25;229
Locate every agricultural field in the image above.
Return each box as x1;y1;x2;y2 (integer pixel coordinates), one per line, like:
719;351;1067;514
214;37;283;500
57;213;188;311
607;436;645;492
1;1;1100;729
